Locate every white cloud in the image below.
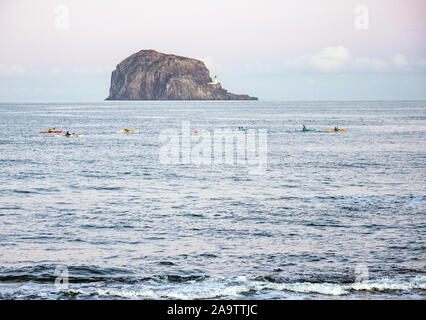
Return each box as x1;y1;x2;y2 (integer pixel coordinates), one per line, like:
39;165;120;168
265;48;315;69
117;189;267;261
199;56;224;76
417;59;426;68
48;66;113;75
353;57;388;72
283;46;424;74
71;66;113;75
308;46;351;72
0;64;26;76
284;46;352;73
50;67;63;75
391;54;408;68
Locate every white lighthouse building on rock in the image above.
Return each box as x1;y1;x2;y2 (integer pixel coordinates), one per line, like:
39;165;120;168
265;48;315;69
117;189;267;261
209;75;220;86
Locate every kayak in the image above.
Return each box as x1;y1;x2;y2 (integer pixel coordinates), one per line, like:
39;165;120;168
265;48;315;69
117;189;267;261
56;134;82;138
325;129;347;132
40;131;62;133
294;129;316;132
120;128;138;133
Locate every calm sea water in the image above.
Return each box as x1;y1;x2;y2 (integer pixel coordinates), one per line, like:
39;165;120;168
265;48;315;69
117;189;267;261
0;101;425;299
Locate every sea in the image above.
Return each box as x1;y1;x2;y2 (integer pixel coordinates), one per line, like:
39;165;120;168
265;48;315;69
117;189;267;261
0;100;425;299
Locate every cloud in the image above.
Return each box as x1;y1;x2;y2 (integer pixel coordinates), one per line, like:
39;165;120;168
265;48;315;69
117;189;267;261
308;46;351;72
284;46;425;74
285;46;352;73
0;64;26;76
50;67;63;75
391;54;408;68
199;56;224;76
48;66;114;76
353;57;388;72
1;65;114;77
417;59;426;68
71;66;113;75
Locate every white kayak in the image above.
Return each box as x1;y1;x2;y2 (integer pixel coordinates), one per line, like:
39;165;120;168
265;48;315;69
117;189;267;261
55;134;83;138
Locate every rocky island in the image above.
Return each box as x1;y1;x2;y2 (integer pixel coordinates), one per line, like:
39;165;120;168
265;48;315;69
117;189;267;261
106;50;257;100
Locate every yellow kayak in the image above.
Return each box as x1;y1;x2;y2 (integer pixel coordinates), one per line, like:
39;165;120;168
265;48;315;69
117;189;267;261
325;129;347;132
121;128;137;133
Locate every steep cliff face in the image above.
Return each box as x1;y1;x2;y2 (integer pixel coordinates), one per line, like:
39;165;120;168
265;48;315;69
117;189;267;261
106;50;257;100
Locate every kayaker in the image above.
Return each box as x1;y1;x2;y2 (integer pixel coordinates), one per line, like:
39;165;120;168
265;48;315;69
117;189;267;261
65;131;71;136
334;126;339;131
302;124;307;131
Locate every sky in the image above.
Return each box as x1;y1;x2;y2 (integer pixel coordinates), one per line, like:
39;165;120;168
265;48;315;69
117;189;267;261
0;0;425;101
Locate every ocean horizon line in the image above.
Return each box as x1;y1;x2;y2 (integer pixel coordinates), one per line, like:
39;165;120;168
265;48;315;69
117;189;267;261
1;99;426;104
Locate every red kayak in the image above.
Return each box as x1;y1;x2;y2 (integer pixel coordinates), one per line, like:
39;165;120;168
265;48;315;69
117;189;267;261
40;131;63;133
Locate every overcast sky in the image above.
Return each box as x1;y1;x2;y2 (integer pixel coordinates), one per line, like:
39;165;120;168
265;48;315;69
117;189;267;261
0;0;425;101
